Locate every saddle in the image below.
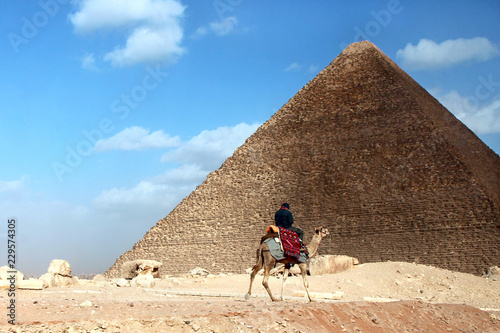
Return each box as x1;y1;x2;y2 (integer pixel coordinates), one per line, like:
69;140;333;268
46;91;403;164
262;225;309;260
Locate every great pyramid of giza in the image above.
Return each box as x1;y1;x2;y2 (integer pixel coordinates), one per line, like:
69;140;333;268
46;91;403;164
106;41;500;277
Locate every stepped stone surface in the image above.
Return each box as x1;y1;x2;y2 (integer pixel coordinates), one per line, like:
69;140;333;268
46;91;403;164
106;41;500;278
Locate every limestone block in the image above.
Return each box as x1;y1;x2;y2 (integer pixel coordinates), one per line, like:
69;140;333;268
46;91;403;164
79;300;93;307
0;279;44;290
39;273;78;287
93;274;107;282
131;273;155;288
19;279;44;290
47;259;72;277
39;273;54;287
112;278;130;287
188;267;210;277
121;260;162;278
486;266;499;277
57;275;79;287
309;255;359;275
0;266;24;282
0;280;13;289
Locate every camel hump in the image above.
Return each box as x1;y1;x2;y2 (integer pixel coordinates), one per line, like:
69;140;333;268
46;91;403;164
266;225;279;233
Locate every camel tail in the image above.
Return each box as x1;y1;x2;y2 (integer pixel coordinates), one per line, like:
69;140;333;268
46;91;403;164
251;246;264;271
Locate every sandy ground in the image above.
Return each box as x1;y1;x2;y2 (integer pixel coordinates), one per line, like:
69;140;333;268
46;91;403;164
1;262;499;332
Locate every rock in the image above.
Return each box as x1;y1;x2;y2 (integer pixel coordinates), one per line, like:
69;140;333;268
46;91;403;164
48;259;72;277
131;273;155;288
56;275;79;287
112;278;130;287
283;255;359;275
188;267;210;277
39;273;55;287
309;255;359;275
80;300;93;307
39;273;78;288
121;260;162;279
115;278;130;287
40;278;50;289
0;266;24;282
486;266;499;277
92;274;107;282
38;259;79;287
19;279;45;290
0;279;44;290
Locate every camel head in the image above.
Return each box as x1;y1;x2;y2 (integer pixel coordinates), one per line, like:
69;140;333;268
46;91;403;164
314;227;330;240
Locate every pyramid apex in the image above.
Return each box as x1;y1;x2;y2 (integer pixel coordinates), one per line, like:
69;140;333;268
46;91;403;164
341;41;383;55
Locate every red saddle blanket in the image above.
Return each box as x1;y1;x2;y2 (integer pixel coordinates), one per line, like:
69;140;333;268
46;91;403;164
278;227;301;259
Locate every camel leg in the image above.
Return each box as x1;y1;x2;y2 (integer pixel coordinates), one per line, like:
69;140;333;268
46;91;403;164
299;263;313;302
262;264;279;302
245;264;261;300
280;264;290;301
245;248;264;300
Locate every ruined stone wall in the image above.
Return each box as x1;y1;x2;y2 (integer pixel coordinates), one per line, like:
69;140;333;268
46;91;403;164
106;42;500;277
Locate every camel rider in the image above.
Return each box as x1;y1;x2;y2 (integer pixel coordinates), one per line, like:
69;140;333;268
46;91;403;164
274;203;304;242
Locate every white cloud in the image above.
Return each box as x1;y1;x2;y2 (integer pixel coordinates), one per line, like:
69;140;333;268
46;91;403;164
307;64;319;74
0;176;26;193
93;122;260;220
81;53;99;71
284;62;319;75
94;181;170;208
70;0;186;67
92;164;205;217
91;165;203;224
284;62;301;72
4;122;259;274
152;164;208;187
433;89;500;134
209;16;238;36
70;0;185;33
94;126;181;152
397;37;500;70
104;25;184;67
161;122;260;170
193;26;208;38
192;16;238;38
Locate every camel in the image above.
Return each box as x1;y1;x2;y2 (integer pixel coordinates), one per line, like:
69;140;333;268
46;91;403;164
245;227;330;302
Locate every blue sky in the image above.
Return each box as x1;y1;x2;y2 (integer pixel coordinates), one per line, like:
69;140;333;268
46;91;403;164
1;0;499;275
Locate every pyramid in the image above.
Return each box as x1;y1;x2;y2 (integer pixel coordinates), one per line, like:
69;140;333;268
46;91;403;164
106;41;500;277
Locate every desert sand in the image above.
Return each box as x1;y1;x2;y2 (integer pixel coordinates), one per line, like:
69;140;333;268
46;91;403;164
1;262;499;332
